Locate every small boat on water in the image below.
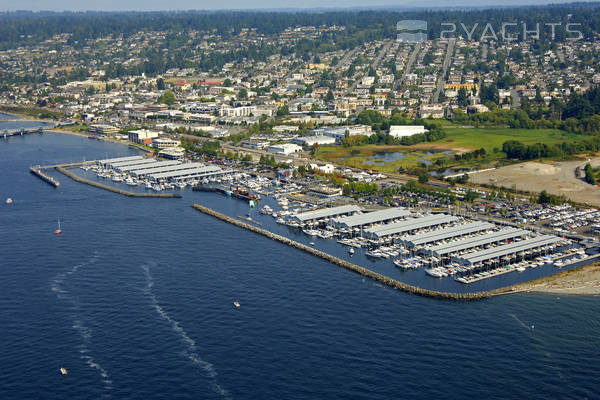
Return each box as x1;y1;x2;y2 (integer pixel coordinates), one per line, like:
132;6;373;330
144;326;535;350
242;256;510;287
6;197;13;204
54;219;62;235
349;248;355;255
233;301;241;309
60;367;68;375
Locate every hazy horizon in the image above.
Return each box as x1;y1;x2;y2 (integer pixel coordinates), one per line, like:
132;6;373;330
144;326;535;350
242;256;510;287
0;0;597;12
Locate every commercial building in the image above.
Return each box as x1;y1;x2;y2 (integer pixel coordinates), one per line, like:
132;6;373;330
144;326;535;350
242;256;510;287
388;125;428;138
152;137;180;148
88;124;119;135
128;129;160;144
267;143;302;155
159;147;185;160
292;136;336;146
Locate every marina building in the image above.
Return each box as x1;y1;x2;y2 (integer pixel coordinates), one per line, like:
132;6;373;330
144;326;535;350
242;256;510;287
364;214;459;240
96;155;143;167
330;208;411;230
396;221;495;248
132;162;204;177
423;228;528;258
453;235;563;266
290;205;361;224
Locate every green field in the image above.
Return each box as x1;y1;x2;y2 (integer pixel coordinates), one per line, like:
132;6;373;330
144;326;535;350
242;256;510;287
314;127;584;174
441;128;580;152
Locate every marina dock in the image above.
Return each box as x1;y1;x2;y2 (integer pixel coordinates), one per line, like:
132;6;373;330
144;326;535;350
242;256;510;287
192;204;503;301
56;166;182;198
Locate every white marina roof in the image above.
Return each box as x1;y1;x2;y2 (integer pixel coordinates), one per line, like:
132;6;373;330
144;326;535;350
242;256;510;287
330;208;411;229
122;160;182;173
426;227;527;257
149;165;223;180
97;155;143;165
109;158;158;169
291;205;361;222
364;214;459;239
398;221;495;247
456;235;562;265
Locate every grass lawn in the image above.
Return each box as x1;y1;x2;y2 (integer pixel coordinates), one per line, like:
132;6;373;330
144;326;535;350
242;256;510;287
314;127;584;174
440;128;580;152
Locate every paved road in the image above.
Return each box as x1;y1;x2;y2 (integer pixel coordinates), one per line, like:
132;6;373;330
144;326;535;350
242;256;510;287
332;47;359;74
433;38;455;103
347;39;394;95
395;42;422;91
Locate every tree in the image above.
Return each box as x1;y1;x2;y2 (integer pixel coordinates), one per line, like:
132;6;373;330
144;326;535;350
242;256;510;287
157;78;165;90
457;88;469;107
276;105;289;116
326;89;334;102
418;172;429;184
158;90;175;105
238;88;248;99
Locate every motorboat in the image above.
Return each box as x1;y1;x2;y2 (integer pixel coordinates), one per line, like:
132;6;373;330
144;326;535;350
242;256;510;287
233;301;240;309
349;248;355;255
54;219;62;235
6;197;13;204
60;367;68;375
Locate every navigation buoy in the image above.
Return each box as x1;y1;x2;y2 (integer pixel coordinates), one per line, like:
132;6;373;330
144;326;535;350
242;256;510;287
60;367;68;375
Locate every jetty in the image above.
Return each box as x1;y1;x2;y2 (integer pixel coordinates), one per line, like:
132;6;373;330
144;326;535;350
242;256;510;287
56;166;182;198
29;166;60;187
191;204;505;301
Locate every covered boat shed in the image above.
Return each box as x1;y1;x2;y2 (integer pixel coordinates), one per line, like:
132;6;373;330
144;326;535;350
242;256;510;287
329;208;411;229
290;205;361;224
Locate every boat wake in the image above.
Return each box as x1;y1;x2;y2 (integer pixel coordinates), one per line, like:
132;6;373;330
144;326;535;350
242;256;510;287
51;252;113;395
509;313;534;332
142;263;230;399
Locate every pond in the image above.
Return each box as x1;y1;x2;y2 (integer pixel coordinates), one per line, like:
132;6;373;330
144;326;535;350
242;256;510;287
363;150;453;166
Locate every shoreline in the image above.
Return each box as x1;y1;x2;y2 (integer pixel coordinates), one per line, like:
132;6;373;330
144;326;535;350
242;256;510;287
506;262;600;296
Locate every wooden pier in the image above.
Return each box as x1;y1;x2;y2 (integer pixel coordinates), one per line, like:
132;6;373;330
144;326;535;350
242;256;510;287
191;204;504;301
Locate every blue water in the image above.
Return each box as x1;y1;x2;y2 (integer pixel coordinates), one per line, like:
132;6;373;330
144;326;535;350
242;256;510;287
2;132;600;399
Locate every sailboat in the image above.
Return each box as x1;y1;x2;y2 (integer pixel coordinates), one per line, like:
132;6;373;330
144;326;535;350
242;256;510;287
54;220;62;235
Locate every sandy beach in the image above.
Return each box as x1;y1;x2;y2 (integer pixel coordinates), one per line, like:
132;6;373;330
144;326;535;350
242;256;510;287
513;262;600;295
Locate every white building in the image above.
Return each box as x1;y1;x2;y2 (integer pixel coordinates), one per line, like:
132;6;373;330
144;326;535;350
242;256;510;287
152;137;180;148
389;125;428;138
128;129;160;144
267;143;302;155
292;136;336;146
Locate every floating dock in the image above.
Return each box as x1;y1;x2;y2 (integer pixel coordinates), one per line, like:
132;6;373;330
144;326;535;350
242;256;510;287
29;166;60;187
191;204;503;301
56;166;182;198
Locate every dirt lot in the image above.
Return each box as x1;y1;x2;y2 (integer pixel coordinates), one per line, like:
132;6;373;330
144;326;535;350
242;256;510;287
470;157;600;206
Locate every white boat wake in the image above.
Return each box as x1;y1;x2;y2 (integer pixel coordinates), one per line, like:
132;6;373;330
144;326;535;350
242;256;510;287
51;252;113;396
142;263;230;399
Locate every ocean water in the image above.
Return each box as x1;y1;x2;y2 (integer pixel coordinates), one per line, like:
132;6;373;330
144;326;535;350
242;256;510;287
1;132;600;399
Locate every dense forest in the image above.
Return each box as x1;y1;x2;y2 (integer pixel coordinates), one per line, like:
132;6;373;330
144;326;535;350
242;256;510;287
1;3;599;50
